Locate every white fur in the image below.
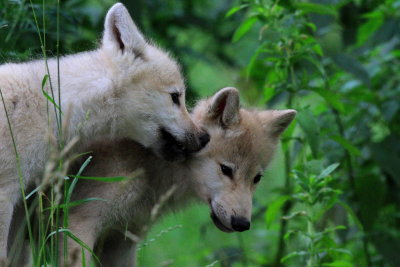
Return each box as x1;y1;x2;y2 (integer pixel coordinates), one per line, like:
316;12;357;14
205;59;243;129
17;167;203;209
58;88;296;266
0;3;205;260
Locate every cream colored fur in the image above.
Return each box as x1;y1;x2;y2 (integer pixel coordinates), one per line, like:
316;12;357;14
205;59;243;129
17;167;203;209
0;3;206;260
62;87;296;266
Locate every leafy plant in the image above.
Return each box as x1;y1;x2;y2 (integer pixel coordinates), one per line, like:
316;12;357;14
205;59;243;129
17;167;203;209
281;163;351;267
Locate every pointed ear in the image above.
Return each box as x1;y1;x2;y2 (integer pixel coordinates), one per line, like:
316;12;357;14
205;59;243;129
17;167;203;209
102;3;145;55
260;109;297;138
207;87;240;127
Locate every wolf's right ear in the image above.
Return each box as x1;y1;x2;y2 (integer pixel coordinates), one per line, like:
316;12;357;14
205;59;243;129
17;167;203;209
207;87;240;127
102;3;146;55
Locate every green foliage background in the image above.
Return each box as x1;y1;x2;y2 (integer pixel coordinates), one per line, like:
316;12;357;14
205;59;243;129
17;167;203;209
1;0;399;266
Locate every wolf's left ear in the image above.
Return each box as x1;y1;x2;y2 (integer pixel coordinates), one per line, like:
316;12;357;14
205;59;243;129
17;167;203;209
260;109;297;138
102;3;146;55
208;87;240;127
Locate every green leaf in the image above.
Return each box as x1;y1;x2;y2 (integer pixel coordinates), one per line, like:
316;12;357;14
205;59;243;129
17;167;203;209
265;196;290;228
310;87;345;113
232;16;258;43
331;53;370;87
281;251;308;263
246;44;265;78
318;163;340;178
356;11;384;47
337;200;364;232
42;75;62;113
329;135;361;156
296;3;337;16
323;260;353;267
282;210;306;220
71;175;130;182
297;109;320;158
64;230;101;265
225;4;248;18
47;198;107;210
370;135;400;185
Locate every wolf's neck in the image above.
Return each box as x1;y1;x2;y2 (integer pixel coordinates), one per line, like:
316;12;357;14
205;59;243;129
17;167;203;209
44;50;119;142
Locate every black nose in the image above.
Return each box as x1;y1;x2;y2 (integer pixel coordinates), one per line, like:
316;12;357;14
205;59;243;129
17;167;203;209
199;132;210;148
231;216;250;232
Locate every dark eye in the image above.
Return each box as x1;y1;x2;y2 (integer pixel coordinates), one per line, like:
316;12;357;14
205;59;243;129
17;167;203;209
170;92;180;106
253;174;262;184
220;164;233;179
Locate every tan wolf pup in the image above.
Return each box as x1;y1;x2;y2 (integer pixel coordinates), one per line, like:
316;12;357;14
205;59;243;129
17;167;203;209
0;3;210;260
62;87;296;266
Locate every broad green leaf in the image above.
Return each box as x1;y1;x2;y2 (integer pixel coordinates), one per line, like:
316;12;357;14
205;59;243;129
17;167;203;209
297;109;320;158
327;248;352;255
296;3;337;16
311;86;345;113
318;163;340;178
330;135;361;156
225;4;248;18
356;11;384;47
323;260;353;267
265;195;290;228
232;16;258;43
262;87;275;103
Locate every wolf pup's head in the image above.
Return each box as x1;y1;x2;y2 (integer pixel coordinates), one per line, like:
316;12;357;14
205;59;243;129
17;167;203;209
101;3;209;161
190;88;296;232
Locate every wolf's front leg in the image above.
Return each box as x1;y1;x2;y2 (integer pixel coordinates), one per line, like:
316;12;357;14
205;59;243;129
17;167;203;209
99;231;137;267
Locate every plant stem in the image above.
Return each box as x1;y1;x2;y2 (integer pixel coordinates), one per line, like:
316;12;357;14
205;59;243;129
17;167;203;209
273;58;296;267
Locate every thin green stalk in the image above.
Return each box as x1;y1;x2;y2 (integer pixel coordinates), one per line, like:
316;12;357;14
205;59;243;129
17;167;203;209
306;206;316;267
57;0;62;143
0;88;36;261
28;0;61;136
38;192;46;265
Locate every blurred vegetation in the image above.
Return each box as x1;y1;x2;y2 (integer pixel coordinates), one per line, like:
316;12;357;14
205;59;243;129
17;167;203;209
1;0;399;266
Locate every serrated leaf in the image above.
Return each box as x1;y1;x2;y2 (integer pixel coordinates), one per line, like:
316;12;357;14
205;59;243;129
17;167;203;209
265;196;290;228
232;16;258;43
330;135;361;156
297;109;320;158
318;163;340;178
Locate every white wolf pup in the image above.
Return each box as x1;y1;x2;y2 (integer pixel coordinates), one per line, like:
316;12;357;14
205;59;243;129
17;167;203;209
62;87;296;266
0;3;209;260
